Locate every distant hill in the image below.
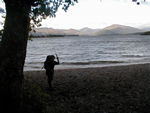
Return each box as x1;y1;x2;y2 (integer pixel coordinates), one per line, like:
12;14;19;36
63;29;80;35
30;28;79;37
30;24;144;37
30;28;64;37
79;27;101;36
94;24;143;36
30;27;99;37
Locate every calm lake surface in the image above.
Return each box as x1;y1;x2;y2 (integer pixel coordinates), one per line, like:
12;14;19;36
24;34;150;71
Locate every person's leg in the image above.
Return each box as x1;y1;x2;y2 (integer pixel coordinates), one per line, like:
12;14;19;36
46;70;52;88
48;76;52;88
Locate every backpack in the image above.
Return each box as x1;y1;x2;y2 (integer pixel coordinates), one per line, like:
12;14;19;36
44;61;48;69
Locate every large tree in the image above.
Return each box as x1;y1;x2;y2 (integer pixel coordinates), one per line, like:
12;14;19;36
0;0;77;112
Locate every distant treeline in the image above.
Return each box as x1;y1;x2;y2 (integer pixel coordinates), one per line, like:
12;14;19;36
29;34;79;38
140;31;150;35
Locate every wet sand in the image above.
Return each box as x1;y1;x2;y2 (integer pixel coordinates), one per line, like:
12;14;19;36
24;63;150;113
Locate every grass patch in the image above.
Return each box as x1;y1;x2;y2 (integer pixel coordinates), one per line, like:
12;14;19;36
22;76;50;113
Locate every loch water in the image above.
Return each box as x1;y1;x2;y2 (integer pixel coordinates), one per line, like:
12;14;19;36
24;34;150;71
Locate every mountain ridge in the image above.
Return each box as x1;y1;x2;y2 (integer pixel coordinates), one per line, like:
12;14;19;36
30;24;144;37
95;24;143;36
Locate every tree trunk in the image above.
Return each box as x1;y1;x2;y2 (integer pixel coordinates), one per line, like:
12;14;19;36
0;1;31;113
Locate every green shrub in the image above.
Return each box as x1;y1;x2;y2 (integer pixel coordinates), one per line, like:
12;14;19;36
22;77;50;113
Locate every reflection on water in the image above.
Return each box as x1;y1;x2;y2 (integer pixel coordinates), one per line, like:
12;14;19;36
25;35;150;71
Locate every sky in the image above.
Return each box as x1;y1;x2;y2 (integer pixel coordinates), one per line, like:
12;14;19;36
41;0;150;29
1;0;150;29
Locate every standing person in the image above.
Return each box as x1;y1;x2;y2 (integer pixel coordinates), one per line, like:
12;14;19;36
44;55;59;89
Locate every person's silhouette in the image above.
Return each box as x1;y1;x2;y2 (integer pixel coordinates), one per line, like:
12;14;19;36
44;55;59;89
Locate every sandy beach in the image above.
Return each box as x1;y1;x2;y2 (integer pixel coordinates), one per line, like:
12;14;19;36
24;63;150;113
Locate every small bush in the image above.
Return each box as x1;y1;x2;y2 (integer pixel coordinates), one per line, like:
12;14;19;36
22;77;50;113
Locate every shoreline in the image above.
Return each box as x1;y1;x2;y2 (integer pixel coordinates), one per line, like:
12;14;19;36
24;62;150;72
24;61;150;72
24;62;150;112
